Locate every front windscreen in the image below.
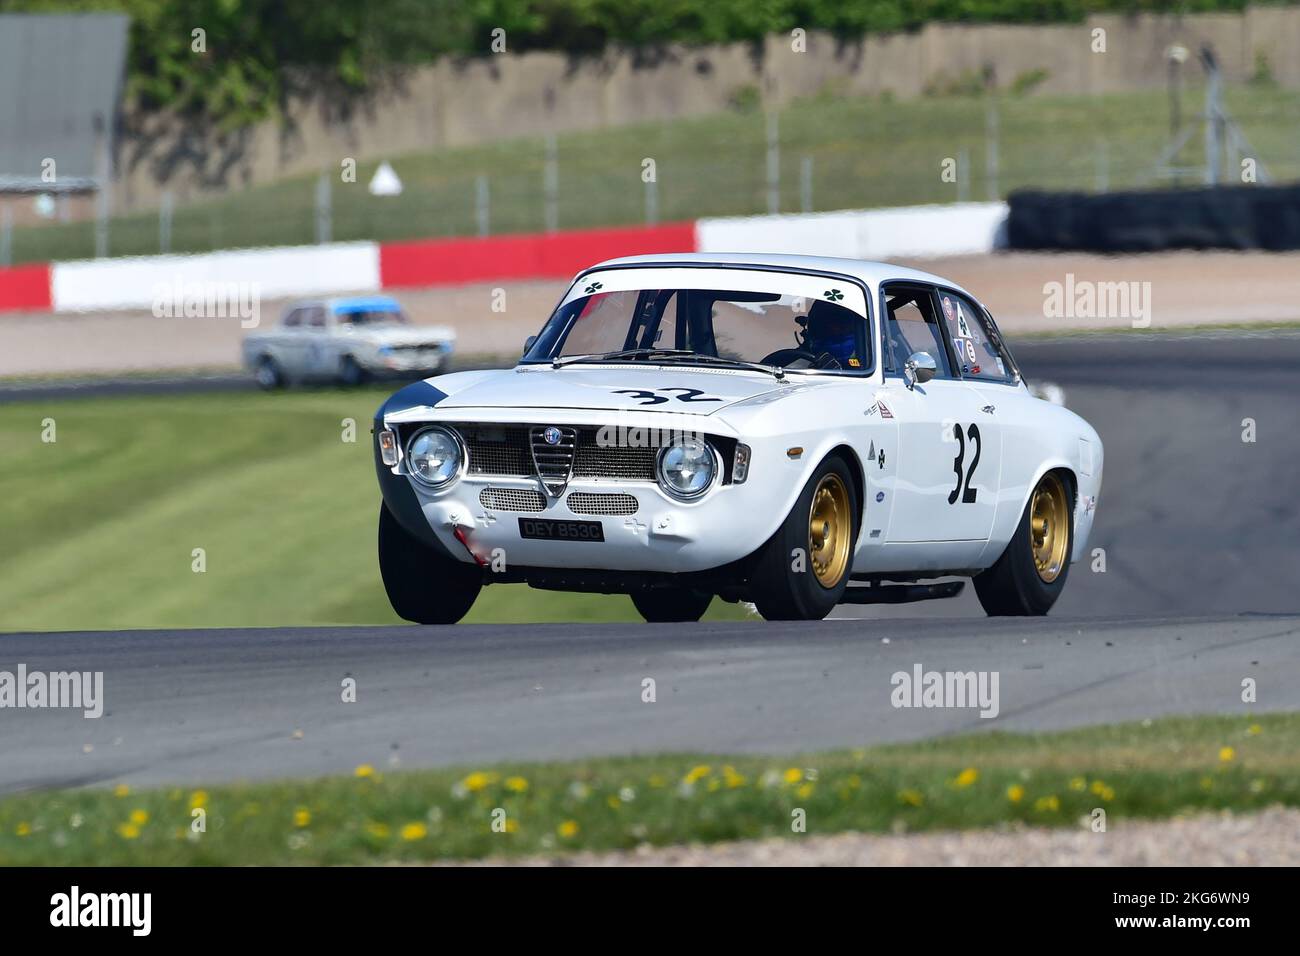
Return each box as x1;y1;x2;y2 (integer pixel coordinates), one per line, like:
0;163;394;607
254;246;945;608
523;270;871;373
338;308;407;326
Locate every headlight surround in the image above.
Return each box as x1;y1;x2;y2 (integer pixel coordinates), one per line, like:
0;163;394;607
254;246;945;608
656;437;717;500
405;426;464;488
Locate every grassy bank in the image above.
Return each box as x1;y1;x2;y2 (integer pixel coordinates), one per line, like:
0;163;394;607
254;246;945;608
9;85;1300;265
0;388;750;631
0;713;1292;865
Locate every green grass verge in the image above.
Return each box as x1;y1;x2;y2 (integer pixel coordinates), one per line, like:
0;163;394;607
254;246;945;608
0;713;1291;865
9;85;1300;265
0;388;751;631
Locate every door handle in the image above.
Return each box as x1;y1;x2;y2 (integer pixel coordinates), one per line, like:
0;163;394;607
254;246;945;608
981;405;996;414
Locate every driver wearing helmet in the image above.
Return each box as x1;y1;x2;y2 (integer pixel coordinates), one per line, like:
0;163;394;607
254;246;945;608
799;300;861;368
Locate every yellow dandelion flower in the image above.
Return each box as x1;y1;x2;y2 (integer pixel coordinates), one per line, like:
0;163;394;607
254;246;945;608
1100;785;1115;801
400;822;428;841
1034;795;1061;812
365;821;391;840
1006;784;1025;803
648;775;666;788
1089;779;1107;796
15;822;31;837
129;809;149;826
462;771;491;792
796;783;814;799
116;823;140;840
782;768;803;784
723;769;747;789
188;791;208;810
898;789;924;807
1068;776;1087;791
1219;746;1236;763
557;820;579;838
1200;776;1215;790
354;764;376;779
1247;724;1262;736
683;765;711;785
293;807;311;828
953;768;979;789
607;795;622;809
504;818;519;833
113;784;130;798
504;776;529;793
848;774;861;789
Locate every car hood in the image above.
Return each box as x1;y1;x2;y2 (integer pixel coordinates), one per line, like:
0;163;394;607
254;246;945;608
430;364;794;416
347;326;456;346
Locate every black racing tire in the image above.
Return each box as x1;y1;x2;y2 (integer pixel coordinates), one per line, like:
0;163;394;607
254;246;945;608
750;454;858;621
254;355;284;390
630;587;714;623
340;354;367;387
973;471;1075;616
378;502;481;624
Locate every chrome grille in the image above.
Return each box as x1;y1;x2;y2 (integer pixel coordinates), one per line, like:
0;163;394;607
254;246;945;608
566;492;639;516
479;487;546;512
573;430;659;480
449;424;659;482
462;425;533;476
529;425;577;497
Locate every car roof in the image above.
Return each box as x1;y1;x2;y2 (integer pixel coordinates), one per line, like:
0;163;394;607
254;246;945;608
328;295;403;313
587;252;976;298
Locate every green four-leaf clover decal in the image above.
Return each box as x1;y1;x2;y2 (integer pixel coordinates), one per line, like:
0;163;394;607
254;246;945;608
584;281;604;294
824;289;844;301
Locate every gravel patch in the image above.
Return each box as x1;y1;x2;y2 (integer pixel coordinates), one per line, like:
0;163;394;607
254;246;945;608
459;807;1300;866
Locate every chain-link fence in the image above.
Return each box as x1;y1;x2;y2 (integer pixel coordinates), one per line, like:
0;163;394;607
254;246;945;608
3;85;1298;266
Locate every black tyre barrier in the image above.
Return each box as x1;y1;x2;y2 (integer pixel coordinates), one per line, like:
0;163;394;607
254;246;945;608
1006;185;1300;252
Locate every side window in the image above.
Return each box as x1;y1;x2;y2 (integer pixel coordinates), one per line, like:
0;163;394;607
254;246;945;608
307;307;327;329
282;309;304;328
937;291;1013;383
883;288;952;378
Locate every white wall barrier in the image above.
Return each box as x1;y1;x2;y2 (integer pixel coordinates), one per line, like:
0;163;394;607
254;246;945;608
51;241;381;313
696;202;1008;261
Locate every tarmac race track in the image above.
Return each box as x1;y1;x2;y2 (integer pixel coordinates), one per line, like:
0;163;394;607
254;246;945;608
1;333;1299;793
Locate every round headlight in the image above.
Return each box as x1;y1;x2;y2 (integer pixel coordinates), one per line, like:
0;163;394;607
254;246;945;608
406;426;463;487
657;438;717;500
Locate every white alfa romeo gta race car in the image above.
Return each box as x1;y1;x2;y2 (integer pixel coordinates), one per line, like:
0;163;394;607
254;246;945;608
372;253;1102;624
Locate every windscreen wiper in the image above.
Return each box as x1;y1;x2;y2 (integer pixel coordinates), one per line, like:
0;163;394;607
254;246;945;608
654;353;785;381
551;348;695;368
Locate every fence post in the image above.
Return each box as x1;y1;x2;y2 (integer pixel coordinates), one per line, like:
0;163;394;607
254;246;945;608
644;172;659;226
93;112;110;258
315;171;332;244
159;190;174;253
544;134;558;233
1094;139;1110;193
766;112;780;215
476;175;490;237
984;98;1000;201
0;202;11;266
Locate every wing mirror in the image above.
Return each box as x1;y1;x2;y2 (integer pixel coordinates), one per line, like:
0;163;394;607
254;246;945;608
523;335;537;357
904;351;937;389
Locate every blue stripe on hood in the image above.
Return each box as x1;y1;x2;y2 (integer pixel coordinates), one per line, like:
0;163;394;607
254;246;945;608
377;380;448;420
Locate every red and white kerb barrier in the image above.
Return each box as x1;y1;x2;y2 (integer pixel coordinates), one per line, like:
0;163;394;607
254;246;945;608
0;203;1005;314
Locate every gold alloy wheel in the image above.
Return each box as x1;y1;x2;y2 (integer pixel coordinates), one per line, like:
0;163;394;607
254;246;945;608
808;473;852;588
1029;473;1070;584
